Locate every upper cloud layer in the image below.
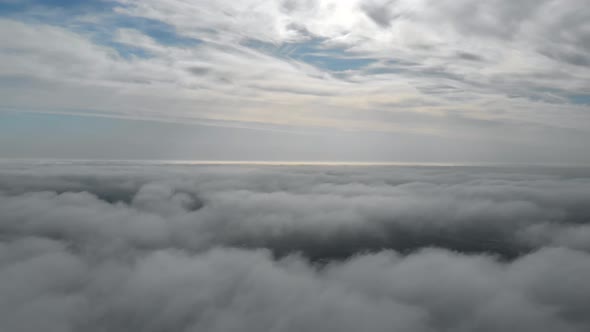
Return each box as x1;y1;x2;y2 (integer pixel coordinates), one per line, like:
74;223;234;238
0;0;589;162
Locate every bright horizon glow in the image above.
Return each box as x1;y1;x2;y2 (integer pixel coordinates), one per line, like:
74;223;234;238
2;158;589;168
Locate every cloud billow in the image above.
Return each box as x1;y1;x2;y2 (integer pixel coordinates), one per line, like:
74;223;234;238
1;162;590;331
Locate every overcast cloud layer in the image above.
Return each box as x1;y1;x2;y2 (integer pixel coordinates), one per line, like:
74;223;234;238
1;162;590;331
0;0;589;161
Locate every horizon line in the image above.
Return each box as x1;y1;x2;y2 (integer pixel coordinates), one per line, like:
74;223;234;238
1;158;589;168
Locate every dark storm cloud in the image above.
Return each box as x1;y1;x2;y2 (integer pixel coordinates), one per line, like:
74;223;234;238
1;162;590;331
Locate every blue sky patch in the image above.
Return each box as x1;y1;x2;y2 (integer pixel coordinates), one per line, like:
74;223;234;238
298;54;375;71
569;94;590;105
86;16;202;58
1;0;201;59
0;0;114;17
112;16;202;47
244;38;376;72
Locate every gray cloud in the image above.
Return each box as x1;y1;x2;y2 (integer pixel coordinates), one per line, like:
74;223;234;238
1;162;590;331
361;0;407;28
2;163;590;259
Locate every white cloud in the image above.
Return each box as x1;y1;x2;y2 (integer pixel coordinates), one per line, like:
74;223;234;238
0;1;589;161
1;163;590;331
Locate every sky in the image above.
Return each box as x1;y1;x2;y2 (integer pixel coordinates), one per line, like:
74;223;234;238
0;0;589;162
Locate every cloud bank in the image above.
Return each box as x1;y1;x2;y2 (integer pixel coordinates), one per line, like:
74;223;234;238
1;162;590;331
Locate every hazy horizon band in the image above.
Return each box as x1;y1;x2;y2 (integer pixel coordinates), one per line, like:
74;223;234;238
2;158;590;168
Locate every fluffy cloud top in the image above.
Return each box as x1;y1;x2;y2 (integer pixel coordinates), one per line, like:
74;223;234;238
1;161;590;331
